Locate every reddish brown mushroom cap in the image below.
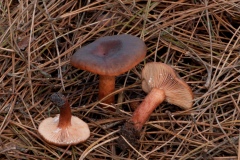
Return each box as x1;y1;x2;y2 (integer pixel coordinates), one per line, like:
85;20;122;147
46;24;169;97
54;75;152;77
70;34;147;76
141;62;193;110
38;114;90;146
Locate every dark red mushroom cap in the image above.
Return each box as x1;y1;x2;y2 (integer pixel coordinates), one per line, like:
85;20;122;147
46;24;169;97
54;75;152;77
70;34;147;76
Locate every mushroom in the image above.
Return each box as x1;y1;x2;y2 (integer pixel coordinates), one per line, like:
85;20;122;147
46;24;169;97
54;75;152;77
118;62;193;149
38;93;90;146
70;34;147;106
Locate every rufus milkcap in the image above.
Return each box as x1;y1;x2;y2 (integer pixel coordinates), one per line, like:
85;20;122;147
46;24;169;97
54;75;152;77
38;93;90;146
118;62;193;150
70;34;147;107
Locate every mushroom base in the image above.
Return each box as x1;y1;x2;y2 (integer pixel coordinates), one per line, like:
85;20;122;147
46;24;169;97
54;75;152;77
117;121;140;150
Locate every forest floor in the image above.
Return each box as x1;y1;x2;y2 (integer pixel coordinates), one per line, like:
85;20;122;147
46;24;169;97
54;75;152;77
0;0;240;159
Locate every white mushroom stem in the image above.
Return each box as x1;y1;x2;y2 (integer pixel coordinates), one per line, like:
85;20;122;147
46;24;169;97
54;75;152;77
130;88;165;131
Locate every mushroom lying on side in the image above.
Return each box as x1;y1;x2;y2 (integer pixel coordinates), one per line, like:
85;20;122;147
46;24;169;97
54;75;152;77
70;34;147;107
38;93;90;146
118;62;193;149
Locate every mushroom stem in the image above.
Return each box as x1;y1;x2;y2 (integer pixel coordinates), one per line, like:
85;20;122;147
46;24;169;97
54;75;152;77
130;88;165;130
98;75;115;104
50;93;72;128
58;99;72;128
117;88;165;150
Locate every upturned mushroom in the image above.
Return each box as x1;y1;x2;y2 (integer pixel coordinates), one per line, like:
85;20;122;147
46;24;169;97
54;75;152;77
38;93;90;146
70;34;147;106
118;62;193;149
